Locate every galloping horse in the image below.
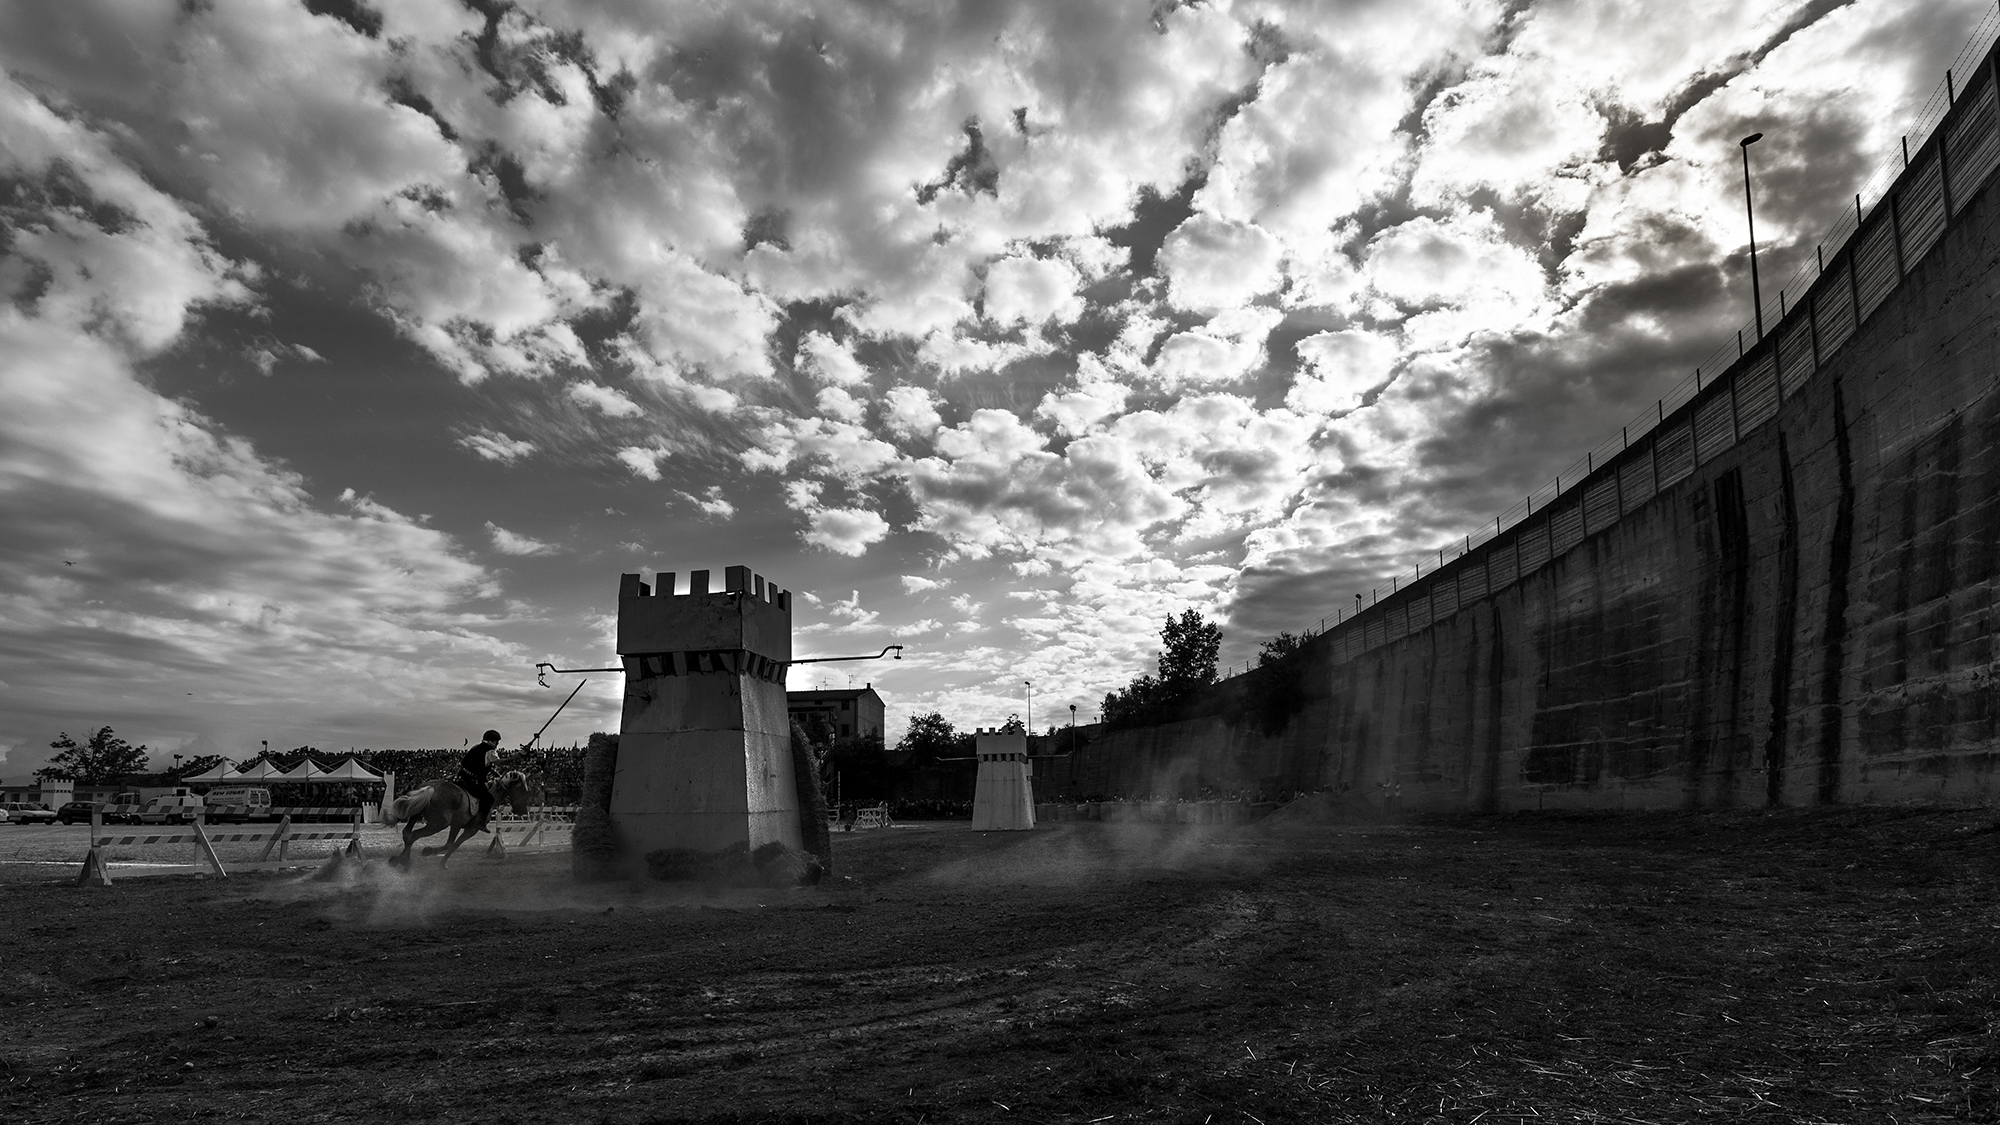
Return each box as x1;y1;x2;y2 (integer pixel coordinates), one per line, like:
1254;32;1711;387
382;770;532;866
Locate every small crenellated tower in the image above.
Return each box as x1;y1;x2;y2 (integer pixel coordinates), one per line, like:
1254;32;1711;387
970;727;1036;831
611;565;800;858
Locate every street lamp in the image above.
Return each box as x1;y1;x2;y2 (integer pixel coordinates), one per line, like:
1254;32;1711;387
1740;132;1765;340
1023;680;1033;736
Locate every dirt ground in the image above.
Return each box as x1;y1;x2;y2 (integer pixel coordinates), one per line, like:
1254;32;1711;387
2;808;1998;1124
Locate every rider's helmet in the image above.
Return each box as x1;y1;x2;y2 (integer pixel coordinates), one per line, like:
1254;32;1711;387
482;729;502;744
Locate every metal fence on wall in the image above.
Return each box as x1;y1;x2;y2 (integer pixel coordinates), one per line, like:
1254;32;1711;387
1227;21;2000;677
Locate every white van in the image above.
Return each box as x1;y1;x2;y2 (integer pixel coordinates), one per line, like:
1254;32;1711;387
136;791;204;825
201;787;273;823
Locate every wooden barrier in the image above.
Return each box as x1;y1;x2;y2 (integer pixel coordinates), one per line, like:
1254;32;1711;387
482;811;574;858
78;808;365;885
78;807;578;882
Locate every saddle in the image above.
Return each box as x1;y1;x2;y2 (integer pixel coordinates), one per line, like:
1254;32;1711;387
453;775;491;829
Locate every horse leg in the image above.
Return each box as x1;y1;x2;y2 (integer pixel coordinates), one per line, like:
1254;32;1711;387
439;822;473;867
404;815;449;862
394;821;419;866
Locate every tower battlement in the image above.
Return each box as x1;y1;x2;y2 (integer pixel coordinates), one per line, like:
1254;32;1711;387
616;566;792;663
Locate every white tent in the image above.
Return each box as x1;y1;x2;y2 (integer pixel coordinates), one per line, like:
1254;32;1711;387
274;759;327;784
317;757;385;781
182;760;234;783
223;759;287;782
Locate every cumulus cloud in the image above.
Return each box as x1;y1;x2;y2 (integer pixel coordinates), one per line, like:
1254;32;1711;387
1150;307;1283;390
686;486;736;519
1157;214;1284;311
247;340;326;376
816;386;868;424
805;507;891;557
828;590;879;625
1289;330;1401;416
0;0;1976;756
458;429;536;464
487;522;559;556
796;331;870;387
567;382;644;418
0;67;522;768
882;385;944;441
616;446;668;480
983;254;1084;326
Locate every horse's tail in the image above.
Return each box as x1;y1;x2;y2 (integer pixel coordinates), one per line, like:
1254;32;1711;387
383;788;432;827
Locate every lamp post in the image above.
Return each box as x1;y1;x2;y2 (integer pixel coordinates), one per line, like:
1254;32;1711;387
1023;680;1033;737
1740;132;1765;340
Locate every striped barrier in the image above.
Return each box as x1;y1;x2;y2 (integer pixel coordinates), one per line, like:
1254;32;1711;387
77;807;579;883
826;805;893;831
77;809;365;885
481;811;574;858
98;803;365;824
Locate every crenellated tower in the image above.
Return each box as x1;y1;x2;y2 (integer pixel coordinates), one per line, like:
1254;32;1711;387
610;565;801;857
970;727;1036;830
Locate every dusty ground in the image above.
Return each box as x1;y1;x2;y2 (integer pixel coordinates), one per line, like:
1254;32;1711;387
2;808;1998;1124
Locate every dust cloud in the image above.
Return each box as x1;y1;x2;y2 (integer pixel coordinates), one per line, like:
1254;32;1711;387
242;852;803;928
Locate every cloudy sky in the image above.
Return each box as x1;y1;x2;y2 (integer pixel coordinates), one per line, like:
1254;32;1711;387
0;0;1987;777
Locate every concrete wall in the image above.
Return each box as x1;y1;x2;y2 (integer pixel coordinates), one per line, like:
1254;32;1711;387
1071;54;2000;812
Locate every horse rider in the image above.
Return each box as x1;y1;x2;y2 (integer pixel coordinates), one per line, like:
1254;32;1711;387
456;730;504;833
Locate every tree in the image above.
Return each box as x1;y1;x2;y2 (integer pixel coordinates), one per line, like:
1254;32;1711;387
1101;611;1224;729
166;754;226;782
796;710;838;754
997;714;1025;735
1157;609;1221;693
37;727;149;783
1258;631;1305;667
896;711;969;765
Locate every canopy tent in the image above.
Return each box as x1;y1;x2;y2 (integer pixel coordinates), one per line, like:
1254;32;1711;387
316;757;385;782
222;759;287;782
182;760;235;783
274;759;327;784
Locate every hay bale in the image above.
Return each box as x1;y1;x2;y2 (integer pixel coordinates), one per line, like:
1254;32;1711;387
789;721;833;876
572;731;621;881
752;840;823;887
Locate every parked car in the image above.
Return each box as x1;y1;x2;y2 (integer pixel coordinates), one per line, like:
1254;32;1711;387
56;801;106;825
1;802;57;825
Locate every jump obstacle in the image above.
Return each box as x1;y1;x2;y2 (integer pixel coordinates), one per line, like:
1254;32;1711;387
75;806;580;885
76;807;367;885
